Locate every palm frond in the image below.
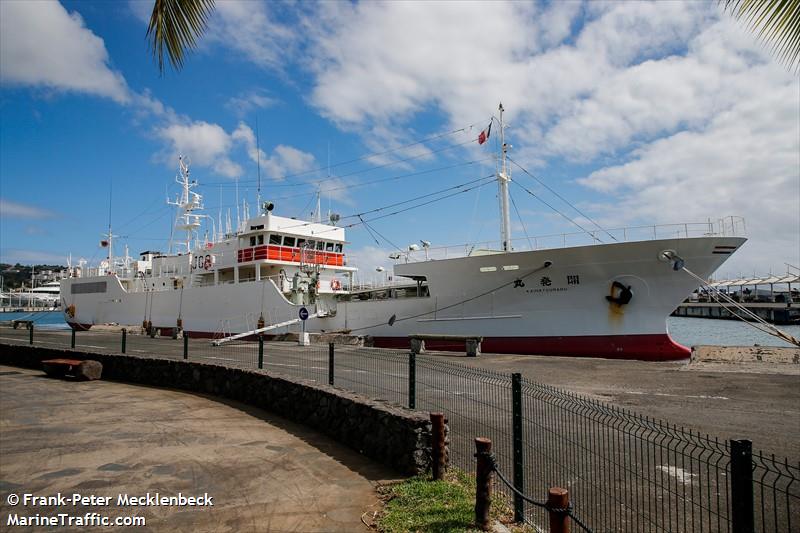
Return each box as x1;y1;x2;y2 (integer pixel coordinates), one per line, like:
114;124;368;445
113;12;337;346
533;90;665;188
146;0;216;75
721;0;800;73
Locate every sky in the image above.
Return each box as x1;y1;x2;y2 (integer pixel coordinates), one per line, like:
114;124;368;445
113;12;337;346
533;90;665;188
0;0;798;281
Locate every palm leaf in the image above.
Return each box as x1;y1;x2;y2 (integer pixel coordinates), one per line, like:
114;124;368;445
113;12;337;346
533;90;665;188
721;0;800;73
147;0;216;75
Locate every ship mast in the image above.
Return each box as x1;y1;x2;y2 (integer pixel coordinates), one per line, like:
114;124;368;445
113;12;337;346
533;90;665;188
168;156;204;253
497;103;512;252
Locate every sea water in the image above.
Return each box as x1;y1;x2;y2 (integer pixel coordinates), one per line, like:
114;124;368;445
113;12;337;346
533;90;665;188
667;317;799;348
1;311;796;347
1;310;70;330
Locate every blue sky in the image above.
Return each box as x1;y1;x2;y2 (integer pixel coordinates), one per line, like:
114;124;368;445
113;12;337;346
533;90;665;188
1;0;798;280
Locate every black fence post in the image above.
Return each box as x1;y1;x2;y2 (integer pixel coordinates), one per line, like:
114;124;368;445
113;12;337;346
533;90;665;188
121;328;127;354
408;351;416;409
328;342;334;385
512;372;524;523
258;336;264;369
183;331;189;360
29;323;34;345
70;328;75;349
730;439;754;533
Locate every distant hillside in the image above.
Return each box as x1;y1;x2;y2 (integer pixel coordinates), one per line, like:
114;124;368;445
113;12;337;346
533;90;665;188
0;263;68;290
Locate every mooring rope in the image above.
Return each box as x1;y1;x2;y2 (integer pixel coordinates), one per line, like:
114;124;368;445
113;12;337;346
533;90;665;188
474;450;593;532
681;267;799;347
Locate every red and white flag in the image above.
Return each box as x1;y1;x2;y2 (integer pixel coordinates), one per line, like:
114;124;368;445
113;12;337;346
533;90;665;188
478;122;492;145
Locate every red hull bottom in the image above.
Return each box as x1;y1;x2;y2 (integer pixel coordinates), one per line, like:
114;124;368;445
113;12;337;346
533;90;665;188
181;331;688;361
372;334;690;361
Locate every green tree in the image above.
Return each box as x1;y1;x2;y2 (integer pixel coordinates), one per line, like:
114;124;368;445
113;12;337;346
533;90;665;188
147;0;215;75
722;0;800;72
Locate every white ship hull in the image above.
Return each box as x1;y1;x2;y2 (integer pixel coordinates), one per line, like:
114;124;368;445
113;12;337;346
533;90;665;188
61;235;745;361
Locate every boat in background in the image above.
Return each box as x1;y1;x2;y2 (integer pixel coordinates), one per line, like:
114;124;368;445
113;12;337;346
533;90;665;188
61;106;746;360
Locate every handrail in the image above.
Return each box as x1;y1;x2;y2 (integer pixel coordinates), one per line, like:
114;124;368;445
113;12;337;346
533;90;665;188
400;216;746;262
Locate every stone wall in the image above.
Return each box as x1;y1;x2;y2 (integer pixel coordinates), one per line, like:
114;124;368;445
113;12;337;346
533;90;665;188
0;344;438;476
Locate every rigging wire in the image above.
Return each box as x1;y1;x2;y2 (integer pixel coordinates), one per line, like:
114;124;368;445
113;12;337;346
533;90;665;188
511;180;603;243
509;192;534;250
507;156;617;242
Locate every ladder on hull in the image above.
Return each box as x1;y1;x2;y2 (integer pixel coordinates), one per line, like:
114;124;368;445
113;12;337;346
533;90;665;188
211;311;325;346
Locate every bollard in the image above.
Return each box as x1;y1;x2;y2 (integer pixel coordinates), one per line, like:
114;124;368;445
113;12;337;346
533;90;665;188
258;335;264;369
512;372;524;522
408;351;416;409
70;328;76;349
29;323;34;345
121;328;127;353
474;437;493;531
328;342;334;385
548;488;570;533
183;331;189;360
430;413;447;480
730;439;754;533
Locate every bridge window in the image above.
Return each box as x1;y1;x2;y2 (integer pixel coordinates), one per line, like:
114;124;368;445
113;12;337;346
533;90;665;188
306;240;316;249
297;238;306;248
257;234;264;245
335;243;343;253
326;242;334;252
250;236;256;246
316;241;325;250
283;236;296;247
269;234;281;245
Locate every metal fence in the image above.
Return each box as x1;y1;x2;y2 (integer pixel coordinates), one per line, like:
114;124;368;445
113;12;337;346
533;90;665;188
1;324;798;532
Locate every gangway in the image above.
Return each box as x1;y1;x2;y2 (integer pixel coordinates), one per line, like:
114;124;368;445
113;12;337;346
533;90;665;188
211;311;325;346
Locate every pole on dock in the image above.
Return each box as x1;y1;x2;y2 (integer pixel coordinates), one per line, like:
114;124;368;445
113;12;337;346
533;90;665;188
258;335;264;369
730;439;754;533
70;328;75;349
430;413;447;480
328;342;334;385
29;322;34;345
183;331;189;360
512;372;524;522
121;328;127;354
474;437;493;531
547;488;570;533
408;351;416;409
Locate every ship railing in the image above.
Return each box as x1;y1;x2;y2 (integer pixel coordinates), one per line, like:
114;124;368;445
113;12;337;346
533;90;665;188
403;216;747;262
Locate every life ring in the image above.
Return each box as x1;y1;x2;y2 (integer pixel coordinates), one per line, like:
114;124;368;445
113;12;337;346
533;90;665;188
66;304;76;318
203;255;212;270
330;279;341;291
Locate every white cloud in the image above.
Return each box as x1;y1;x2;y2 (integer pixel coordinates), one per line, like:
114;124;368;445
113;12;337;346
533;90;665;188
0;199;56;219
128;0;152;24
0;0;129;103
345;245;395;281
157;121;242;177
225;90;279;117
579;81;799;275
205;0;295;71
262;145;317;180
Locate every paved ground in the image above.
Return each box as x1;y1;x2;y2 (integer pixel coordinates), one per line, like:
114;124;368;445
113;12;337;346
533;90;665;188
4;326;797;459
0;365;391;532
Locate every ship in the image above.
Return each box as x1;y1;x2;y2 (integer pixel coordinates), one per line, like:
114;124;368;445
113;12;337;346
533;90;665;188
61;105;746;361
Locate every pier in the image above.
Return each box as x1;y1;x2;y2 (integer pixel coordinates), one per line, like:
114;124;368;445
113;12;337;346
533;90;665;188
675;273;799;324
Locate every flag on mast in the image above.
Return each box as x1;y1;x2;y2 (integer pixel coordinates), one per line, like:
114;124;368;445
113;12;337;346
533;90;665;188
478;121;492;145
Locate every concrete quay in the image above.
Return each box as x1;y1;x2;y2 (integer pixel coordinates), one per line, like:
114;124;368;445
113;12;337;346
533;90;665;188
0;365;392;532
1;326;797;460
